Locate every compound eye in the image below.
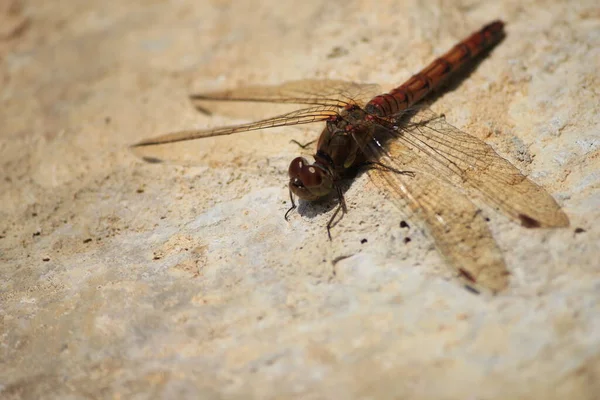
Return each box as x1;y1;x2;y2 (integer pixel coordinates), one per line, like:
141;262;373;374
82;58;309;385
288;157;309;179
288;157;332;200
299;165;323;188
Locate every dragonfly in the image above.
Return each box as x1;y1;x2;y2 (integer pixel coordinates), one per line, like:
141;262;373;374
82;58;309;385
132;20;569;293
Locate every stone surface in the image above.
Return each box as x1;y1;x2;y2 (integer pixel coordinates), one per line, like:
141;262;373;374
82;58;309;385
1;0;599;399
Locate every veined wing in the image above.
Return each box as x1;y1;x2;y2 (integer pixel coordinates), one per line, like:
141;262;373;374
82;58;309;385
133;80;383;150
191;79;382;109
380;108;569;228
131;104;339;148
364;137;509;293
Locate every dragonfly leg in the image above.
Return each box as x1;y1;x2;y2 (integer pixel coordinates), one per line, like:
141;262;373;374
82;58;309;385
358;161;416;177
289;139;316;149
326;185;348;240
284;188;297;221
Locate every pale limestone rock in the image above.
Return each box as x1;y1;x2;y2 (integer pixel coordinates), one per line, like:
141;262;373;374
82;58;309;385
1;1;599;399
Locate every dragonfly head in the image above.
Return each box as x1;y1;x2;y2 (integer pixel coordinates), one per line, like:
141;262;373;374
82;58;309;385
288;157;333;200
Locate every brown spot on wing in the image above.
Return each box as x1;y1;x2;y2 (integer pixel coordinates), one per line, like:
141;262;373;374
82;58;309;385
519;214;542;228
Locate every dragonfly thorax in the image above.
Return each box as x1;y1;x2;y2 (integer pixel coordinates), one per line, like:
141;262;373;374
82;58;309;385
288;156;334;200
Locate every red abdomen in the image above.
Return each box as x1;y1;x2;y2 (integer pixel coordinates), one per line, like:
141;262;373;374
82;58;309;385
365;20;505;117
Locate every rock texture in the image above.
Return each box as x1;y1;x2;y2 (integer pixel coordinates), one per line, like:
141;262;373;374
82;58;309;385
1;0;599;399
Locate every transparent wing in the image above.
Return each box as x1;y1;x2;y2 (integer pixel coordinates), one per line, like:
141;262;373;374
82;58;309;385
191;79;382;109
379;108;569;228
358;107;568;292
365;138;509;293
131;104;340;148
133;80;383;153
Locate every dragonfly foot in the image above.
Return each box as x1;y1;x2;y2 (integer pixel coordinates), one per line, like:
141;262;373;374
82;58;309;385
284;204;297;221
285;188;297;221
326;186;348;240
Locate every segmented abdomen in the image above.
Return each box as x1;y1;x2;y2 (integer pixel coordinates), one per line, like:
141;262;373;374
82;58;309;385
365;20;505;117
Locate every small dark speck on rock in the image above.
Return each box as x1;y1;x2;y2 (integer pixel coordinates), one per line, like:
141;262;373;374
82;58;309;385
136;188;144;193
32;212;38;217
574;227;586;234
142;156;163;164
464;285;480;295
327;46;349;58
400;221;409;228
42;257;50;262
83;238;92;243
361;238;368;244
404;237;411;244
33;231;41;236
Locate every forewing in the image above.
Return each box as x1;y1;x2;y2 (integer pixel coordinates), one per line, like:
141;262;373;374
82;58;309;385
133;80;383;160
132;104;339;148
191;79;382;109
383;108;569;228
366;139;509;293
